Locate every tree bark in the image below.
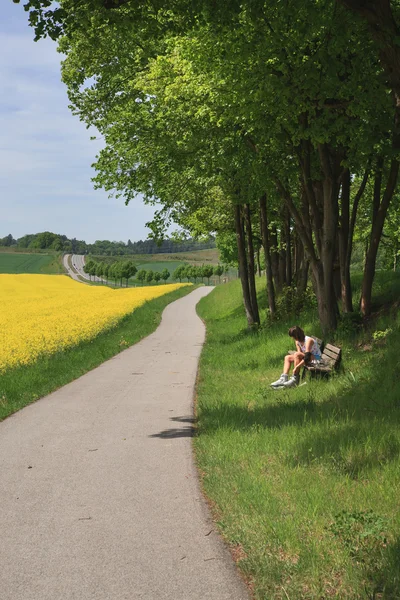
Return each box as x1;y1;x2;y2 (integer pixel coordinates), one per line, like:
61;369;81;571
259;194;276;315
346;164;370;285
243;203;260;324
270;224;281;292
339;168;353;312
298;260;309;295
234;203;258;326
285;208;292;286
294;233;309;292
256;246;261;277
279;243;286;289
275;141;341;334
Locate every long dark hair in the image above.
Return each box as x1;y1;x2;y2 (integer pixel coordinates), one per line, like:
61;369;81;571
288;326;305;342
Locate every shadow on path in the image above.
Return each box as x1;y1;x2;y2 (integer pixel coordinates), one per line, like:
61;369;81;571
149;416;196;439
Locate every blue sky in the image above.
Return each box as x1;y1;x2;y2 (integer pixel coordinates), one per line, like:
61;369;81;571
0;3;156;244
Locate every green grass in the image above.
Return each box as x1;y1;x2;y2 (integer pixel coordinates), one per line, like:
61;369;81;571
194;276;400;599
0;252;64;274
0;285;194;421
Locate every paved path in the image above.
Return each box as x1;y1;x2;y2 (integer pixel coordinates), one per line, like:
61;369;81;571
0;288;249;600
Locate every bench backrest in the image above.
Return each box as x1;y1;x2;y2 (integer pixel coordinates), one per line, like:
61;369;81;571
321;343;341;369
314;337;323;352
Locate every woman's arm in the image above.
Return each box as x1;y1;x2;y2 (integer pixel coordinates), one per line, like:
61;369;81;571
305;337;314;352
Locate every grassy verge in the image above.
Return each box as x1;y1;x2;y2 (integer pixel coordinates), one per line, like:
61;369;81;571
195;278;400;599
0;285;194;421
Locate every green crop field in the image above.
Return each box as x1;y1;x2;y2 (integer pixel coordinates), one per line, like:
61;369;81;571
135;260;185;274
0;253;63;274
93;247;220;266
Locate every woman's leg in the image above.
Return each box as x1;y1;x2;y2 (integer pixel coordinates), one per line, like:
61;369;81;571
283;354;295;374
292;352;304;376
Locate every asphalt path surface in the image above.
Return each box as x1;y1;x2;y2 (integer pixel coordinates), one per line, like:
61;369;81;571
0;287;249;600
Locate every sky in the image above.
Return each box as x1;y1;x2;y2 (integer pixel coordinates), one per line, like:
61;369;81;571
0;3;156;244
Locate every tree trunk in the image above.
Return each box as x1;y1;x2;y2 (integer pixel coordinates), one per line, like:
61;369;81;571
278;220;286;289
339;168;353;312
361;158;400;315
312;263;338;334
298;260;309;295
285;209;292;286
294;234;309;293
243;203;260;324
318;144;340;332
256;246;261;277
234;203;258;327
275;142;341;334
270;224;281;292
259;194;276;315
361;103;400;316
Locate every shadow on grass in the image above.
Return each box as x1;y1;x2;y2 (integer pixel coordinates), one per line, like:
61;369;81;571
367;536;400;599
198;354;400;476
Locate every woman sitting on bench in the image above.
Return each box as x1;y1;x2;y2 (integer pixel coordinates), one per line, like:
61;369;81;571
271;326;322;389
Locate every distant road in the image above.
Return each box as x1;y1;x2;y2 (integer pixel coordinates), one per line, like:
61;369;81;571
63;254;103;283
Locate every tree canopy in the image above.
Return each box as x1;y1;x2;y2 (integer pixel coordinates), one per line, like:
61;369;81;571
16;0;400;331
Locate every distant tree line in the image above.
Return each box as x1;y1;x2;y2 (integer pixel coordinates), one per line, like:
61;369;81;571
82;259;228;287
173;264;227;285
83;259;171;286
0;232;216;256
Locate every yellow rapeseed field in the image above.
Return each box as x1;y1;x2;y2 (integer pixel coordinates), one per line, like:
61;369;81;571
0;275;189;372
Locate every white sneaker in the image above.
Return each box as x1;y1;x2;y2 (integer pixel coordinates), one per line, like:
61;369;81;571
270;374;288;388
283;375;299;388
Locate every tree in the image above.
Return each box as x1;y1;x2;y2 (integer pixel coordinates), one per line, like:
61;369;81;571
173;266;184;282
182;266;191;283
20;0;400;330
0;234;16;247
154;271;162;283
214;264;224;283
96;262;104;283
103;263;110;285
161;268;170;283
137;269;147;285
127;261;137;280
112;261;123;287
146;270;154;284
88;261;98;281
202;265;214;285
84;259;95;281
120;260;137;286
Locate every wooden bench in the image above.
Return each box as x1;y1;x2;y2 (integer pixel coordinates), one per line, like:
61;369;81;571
304;342;342;378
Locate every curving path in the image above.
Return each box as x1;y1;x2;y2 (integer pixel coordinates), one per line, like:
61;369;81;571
0;288;249;600
63;254;104;283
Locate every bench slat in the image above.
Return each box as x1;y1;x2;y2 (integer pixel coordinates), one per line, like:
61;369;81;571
320;353;335;362
307;365;332;372
325;343;341;355
322;348;340;361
